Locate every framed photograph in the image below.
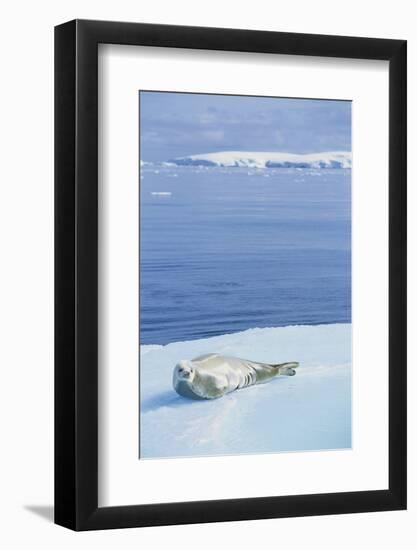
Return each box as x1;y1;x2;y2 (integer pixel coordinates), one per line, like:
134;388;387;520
55;20;406;530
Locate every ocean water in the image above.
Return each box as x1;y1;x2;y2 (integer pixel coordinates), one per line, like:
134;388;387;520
140;166;351;345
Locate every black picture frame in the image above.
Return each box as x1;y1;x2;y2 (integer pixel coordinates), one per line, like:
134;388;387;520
55;19;407;531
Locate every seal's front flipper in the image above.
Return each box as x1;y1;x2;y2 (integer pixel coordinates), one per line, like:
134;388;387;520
275;362;299;376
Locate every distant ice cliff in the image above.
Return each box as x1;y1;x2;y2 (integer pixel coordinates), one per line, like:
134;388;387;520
169;151;351;169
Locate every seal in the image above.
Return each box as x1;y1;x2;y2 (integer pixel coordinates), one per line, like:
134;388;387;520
173;353;299;400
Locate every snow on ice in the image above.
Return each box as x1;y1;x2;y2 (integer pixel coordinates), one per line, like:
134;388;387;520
140;323;351;459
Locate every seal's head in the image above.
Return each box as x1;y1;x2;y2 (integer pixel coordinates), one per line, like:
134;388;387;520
173;360;205;400
174;360;195;383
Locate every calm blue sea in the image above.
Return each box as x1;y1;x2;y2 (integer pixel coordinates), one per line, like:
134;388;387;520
140;166;351;345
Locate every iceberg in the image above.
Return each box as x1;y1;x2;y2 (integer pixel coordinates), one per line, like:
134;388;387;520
140;323;351;459
169;150;351;169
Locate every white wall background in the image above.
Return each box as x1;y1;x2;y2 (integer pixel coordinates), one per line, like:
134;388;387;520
0;1;414;548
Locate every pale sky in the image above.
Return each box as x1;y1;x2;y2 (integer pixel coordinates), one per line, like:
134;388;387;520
140;91;351;162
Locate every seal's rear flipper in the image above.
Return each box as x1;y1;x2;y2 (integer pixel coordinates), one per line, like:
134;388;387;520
275;362;299;376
